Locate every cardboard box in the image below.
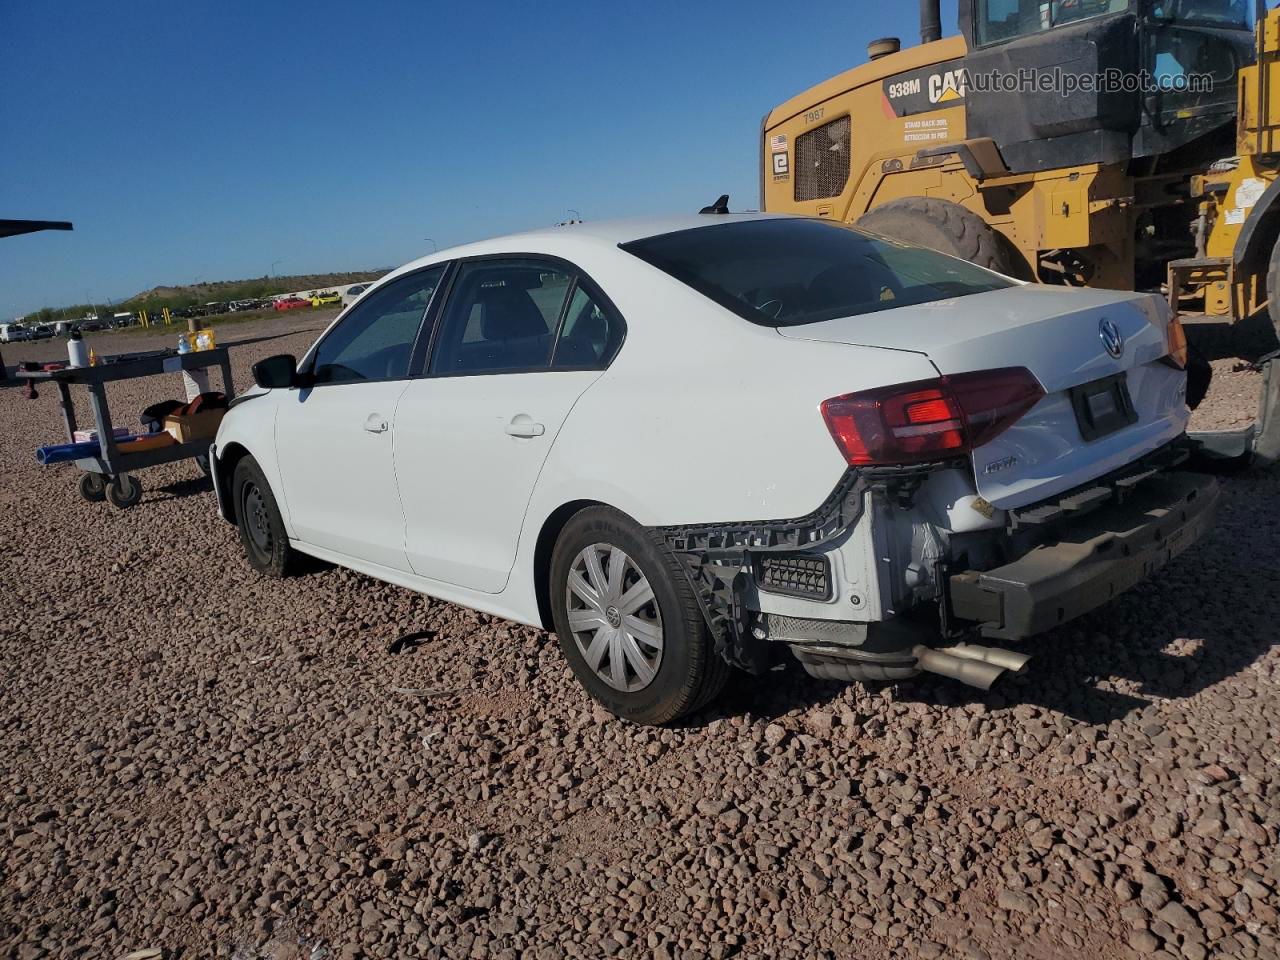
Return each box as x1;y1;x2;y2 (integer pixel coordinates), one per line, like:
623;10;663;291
164;409;224;444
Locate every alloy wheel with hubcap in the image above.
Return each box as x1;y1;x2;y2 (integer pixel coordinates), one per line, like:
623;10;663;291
565;543;664;692
551;506;732;723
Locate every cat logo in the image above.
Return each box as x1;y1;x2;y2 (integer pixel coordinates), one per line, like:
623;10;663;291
929;69;966;104
881;58;966;117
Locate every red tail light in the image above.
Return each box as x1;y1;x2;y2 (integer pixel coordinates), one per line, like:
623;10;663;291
821;367;1045;465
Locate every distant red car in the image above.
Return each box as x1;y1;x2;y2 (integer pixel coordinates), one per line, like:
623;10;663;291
273;297;310;312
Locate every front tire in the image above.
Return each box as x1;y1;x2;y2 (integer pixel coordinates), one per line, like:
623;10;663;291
232;455;298;577
550;507;730;725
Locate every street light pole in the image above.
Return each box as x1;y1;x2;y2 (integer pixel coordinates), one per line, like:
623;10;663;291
271;259;283;277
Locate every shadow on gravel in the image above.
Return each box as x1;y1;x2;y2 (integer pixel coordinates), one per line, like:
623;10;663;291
1185;309;1278;362
144;474;214;502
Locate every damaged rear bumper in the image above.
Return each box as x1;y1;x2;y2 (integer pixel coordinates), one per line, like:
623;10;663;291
948;470;1220;641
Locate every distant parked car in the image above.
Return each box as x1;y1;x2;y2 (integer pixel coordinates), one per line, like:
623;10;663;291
341;283;373;309
79;319;105;332
273;297;311;312
311;291;342;307
29;323;55;339
0;323;30;342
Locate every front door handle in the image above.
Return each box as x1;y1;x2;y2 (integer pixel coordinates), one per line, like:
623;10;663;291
364;413;389;434
505;415;545;438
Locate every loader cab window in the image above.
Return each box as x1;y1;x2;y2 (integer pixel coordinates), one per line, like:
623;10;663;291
1148;0;1251;28
977;0;1130;44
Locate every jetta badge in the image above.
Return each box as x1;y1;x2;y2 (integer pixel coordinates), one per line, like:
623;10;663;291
1099;317;1124;359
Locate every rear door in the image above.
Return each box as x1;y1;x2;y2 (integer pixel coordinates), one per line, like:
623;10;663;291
273;265;445;570
393;257;625;593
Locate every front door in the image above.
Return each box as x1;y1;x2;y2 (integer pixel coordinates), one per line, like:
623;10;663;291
273;265;446;571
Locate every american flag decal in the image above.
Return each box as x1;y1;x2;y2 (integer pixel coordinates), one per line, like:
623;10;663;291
769;134;787;152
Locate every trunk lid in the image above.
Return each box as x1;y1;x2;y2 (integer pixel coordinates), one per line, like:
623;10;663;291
778;285;1189;509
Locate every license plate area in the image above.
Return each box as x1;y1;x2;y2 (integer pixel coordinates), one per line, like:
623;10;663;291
1070;373;1138;442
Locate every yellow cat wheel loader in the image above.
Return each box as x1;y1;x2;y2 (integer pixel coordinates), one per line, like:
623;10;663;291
761;0;1279;464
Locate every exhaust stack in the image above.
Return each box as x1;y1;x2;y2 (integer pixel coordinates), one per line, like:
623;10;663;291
920;0;942;43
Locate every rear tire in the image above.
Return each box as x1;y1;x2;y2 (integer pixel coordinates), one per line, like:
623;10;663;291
856;196;1024;277
232;455;298;578
550;506;730;725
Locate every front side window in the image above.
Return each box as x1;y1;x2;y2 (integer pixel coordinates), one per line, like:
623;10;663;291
977;0;1130;44
430;260;571;375
622;217;1013;328
310;266;445;384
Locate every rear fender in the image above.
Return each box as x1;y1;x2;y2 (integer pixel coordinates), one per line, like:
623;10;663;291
1233;177;1280;279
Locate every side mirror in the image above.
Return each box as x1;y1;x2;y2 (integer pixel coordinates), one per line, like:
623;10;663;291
252;354;298;389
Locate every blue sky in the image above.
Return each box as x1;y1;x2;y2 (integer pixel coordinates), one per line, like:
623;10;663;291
0;0;957;317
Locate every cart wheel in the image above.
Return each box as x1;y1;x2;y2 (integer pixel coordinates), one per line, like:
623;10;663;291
106;474;143;509
78;473;107;502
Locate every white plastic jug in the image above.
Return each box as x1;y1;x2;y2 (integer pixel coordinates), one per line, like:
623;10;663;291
67;330;89;368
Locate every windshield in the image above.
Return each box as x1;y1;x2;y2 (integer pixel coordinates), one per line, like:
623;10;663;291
620;218;1015;328
976;0;1131;45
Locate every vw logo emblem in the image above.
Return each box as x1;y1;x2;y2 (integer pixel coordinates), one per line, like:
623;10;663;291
1099;318;1124;359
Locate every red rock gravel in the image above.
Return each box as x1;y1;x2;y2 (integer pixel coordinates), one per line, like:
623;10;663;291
0;315;1277;959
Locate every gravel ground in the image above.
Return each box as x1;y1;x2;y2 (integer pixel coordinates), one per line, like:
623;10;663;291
1;314;1277;960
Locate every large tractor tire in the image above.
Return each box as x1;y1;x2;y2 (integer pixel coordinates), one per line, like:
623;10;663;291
1265;233;1280;343
856;197;1023;278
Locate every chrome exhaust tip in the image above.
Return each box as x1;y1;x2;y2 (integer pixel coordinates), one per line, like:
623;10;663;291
912;646;1006;690
945;643;1032;675
911;643;1032;691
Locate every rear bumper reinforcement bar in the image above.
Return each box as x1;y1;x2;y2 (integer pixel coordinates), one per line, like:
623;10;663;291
949;470;1220;642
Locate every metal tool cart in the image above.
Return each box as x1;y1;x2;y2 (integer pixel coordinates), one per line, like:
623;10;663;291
25;348;234;509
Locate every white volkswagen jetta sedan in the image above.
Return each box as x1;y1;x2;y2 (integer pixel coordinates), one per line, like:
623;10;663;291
210;213;1217;724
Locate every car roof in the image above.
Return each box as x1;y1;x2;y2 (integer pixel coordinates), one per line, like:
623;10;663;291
380;212;796;285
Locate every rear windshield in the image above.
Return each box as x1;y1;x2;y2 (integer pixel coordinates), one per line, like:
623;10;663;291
620;217;1014;328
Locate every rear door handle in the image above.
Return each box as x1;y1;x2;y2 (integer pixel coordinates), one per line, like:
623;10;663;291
364;413;389;434
505;415;545;438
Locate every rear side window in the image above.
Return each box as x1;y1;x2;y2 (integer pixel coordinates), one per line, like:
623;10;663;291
550;284;625;368
311;266;445;384
430;260;571;375
621;217;1013;328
